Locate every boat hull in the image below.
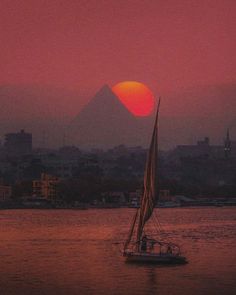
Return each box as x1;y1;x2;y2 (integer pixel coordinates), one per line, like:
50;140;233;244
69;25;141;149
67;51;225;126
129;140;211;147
124;252;187;264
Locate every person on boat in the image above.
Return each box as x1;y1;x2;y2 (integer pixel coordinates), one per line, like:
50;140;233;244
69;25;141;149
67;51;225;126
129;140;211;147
140;235;148;252
167;245;172;254
150;240;155;250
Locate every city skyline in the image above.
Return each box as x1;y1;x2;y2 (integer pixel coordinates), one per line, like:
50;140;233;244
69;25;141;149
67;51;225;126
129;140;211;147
0;82;235;149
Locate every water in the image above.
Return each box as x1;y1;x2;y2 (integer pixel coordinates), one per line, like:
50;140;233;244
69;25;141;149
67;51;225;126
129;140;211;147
0;208;236;295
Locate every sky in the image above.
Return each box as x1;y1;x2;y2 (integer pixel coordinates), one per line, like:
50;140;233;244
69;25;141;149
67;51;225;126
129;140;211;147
1;0;236;98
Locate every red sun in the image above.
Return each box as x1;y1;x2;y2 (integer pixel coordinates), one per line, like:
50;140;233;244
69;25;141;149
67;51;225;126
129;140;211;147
112;81;155;116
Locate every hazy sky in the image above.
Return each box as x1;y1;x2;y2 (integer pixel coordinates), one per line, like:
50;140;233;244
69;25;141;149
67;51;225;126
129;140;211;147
1;0;236;97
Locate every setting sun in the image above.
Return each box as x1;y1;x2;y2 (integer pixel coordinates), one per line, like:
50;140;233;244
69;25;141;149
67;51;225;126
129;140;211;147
112;81;155;116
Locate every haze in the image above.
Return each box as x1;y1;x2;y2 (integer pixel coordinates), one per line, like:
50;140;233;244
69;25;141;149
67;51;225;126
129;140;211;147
0;0;236;148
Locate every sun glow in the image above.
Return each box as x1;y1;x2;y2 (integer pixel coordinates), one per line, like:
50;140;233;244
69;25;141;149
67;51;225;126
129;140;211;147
112;81;155;116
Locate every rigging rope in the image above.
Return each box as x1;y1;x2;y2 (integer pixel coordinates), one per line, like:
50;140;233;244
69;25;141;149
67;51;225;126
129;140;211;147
153;209;172;243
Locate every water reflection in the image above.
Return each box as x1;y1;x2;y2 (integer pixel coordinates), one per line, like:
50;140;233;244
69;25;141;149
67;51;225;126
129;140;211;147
0;208;235;295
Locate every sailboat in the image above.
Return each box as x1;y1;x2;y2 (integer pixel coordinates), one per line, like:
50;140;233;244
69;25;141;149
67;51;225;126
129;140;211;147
123;99;187;264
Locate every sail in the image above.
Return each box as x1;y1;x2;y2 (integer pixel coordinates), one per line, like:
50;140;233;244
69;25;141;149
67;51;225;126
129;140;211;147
136;99;160;242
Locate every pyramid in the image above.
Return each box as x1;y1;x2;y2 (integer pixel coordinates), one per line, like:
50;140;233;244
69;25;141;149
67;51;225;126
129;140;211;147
69;85;153;148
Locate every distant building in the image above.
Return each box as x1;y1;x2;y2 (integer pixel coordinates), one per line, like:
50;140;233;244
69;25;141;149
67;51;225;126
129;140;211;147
101;191;126;204
231;141;236;158
33;173;59;200
170;133;236;162
224;129;236;158
159;190;171;202
58;146;81;160
172;137;213;159
39;152;75;178
4;129;32;156
0;184;12;202
128;190;141;207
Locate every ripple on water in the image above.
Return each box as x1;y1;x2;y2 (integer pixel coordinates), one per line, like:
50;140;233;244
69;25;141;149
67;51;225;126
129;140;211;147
0;208;236;295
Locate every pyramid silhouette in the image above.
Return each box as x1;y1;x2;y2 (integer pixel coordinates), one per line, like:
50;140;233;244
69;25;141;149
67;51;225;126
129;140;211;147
69;85;153;148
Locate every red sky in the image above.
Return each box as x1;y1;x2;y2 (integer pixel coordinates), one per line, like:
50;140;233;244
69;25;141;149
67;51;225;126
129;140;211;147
1;0;236;98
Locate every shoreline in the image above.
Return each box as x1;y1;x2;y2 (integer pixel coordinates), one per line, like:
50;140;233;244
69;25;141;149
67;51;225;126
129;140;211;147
1;203;236;210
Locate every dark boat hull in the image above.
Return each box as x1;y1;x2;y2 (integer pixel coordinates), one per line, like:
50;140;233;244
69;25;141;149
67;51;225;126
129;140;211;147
124;252;187;264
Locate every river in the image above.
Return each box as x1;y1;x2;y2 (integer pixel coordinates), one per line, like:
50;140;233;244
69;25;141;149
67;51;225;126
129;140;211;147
0;208;235;295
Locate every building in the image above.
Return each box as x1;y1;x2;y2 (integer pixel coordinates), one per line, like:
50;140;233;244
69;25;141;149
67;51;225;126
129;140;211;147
231;141;236;158
101;191;126;204
172;137;213;160
159;190;171;202
224;129;236;158
128;190;141;207
4;129;32;156
33;173;59;201
0;184;12;202
170;132;236;163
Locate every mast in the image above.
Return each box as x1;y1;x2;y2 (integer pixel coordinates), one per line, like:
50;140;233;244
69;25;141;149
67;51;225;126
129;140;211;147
136;98;161;242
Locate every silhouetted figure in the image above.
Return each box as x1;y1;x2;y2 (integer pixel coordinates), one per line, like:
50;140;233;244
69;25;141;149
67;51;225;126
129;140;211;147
167;245;172;254
141;235;148;252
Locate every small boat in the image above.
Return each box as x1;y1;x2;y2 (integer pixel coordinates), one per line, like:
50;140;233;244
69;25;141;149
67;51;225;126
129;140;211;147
123;98;187;264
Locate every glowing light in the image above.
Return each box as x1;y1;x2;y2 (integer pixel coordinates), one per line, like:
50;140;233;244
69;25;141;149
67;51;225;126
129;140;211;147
112;81;155;116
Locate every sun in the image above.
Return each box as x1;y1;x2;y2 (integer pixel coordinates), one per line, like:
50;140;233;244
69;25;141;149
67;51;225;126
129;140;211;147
112;81;155;116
